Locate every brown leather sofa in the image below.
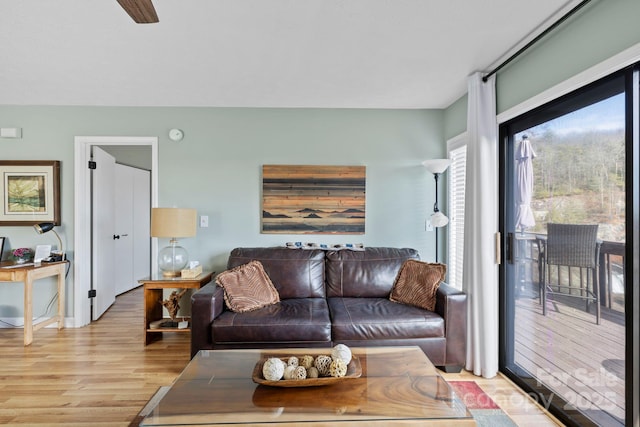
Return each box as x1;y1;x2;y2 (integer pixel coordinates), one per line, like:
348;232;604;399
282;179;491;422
191;247;467;371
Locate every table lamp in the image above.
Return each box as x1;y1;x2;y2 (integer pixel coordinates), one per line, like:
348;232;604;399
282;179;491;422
34;222;65;261
150;208;197;277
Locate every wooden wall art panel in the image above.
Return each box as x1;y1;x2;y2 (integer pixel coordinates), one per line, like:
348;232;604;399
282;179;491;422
262;165;365;234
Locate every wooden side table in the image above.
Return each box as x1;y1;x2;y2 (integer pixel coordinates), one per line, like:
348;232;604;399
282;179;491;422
139;271;213;345
0;260;68;346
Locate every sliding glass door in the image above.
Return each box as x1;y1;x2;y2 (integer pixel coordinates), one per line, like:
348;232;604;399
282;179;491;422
500;66;638;427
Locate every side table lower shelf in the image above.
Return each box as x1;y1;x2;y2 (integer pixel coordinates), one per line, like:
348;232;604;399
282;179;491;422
139;271;214;346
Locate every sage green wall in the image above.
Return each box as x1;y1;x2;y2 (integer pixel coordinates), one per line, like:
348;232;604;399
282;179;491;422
0;106;444;321
443;0;640;140
443;94;468;140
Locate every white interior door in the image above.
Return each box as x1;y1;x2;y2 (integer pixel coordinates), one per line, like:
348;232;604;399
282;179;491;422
132;168;151;283
114;164;134;295
113;164;150;294
92;147;117;319
114;163;134;295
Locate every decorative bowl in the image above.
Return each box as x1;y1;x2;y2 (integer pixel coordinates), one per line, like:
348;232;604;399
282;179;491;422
252;354;362;387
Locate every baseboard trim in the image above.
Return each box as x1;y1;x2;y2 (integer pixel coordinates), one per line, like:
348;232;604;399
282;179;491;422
0;316;75;328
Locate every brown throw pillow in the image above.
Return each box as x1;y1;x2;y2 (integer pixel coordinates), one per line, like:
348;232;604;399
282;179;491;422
215;260;280;313
389;259;446;312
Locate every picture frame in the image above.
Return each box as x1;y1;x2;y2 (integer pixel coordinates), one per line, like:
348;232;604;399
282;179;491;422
262;165;366;234
0;161;61;226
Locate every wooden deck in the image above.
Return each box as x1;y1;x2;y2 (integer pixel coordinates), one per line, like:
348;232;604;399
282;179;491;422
514;292;625;427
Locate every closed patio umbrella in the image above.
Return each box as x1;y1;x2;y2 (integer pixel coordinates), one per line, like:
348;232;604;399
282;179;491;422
515;135;536;232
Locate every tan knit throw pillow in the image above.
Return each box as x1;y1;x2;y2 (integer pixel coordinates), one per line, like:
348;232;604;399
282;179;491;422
216;260;280;313
389;259;446;311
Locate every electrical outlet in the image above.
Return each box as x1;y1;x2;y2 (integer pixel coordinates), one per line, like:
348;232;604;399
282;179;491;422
200;215;209;228
426;219;433;231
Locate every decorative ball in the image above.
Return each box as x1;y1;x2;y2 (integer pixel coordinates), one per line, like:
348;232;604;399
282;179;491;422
287;356;299;367
306;366;319;378
299;355;315;369
314;355;332;376
262;357;285;381
329;358;348;378
331;344;352;364
283;365;296;380
293;366;307;380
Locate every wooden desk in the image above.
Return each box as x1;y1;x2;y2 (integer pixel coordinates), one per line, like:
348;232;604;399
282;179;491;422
139;272;214;345
0;261;67;346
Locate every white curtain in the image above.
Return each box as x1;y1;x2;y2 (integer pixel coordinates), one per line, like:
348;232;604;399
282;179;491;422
463;72;499;378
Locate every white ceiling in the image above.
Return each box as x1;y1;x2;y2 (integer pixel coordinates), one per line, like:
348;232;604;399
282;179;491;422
0;0;579;109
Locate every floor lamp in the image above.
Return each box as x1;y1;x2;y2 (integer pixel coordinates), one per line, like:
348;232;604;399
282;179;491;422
422;159;451;262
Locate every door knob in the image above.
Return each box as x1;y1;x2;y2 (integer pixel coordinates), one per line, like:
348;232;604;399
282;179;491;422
113;234;120;240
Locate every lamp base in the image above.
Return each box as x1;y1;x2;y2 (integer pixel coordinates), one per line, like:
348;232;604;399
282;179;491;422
158;241;189;278
161;270;181;278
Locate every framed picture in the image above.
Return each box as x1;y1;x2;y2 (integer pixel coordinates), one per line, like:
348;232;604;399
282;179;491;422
262;165;366;234
0;161;61;226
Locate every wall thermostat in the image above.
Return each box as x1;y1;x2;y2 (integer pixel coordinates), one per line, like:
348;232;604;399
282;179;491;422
169;128;184;142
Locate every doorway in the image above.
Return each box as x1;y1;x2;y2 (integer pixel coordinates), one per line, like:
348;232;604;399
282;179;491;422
499;70;633;426
73;136;158;327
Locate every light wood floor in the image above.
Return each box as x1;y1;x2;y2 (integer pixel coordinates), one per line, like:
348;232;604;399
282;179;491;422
0;286;563;426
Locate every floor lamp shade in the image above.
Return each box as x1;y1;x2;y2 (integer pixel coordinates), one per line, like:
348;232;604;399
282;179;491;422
151;208;197;277
430;211;449;227
422;159;451;175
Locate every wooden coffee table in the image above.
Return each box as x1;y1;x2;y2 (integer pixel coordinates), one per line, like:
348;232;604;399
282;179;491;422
139;346;475;426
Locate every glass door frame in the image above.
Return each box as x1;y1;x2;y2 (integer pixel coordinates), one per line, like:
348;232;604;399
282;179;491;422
498;64;639;427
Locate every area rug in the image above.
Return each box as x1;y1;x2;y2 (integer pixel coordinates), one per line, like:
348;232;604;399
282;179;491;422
449;380;518;427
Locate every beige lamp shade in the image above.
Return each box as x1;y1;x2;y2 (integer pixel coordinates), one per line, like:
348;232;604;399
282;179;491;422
150;208;197;238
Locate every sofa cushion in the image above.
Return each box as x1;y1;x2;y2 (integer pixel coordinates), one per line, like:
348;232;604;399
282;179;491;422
325;247;419;298
227;247;326;299
328;297;445;341
212;298;331;344
389;260;446;311
215;260;280;313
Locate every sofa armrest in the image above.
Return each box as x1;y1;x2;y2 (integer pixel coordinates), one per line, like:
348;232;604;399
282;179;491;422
190;283;225;358
435;282;467;367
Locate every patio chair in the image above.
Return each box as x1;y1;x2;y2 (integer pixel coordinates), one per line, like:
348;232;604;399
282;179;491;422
539;223;601;324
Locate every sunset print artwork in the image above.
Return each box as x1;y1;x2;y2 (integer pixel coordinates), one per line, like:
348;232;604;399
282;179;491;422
262;165;366;234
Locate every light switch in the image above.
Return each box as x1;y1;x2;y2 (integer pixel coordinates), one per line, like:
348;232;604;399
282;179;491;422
200;215;209;228
426;219;433;231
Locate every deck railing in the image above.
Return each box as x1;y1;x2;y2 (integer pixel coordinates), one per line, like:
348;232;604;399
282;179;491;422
598;240;625;312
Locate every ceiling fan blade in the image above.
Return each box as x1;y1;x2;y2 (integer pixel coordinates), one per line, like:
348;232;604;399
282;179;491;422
116;0;159;23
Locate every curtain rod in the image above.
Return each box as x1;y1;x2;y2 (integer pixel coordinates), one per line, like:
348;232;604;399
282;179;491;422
482;0;592;82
